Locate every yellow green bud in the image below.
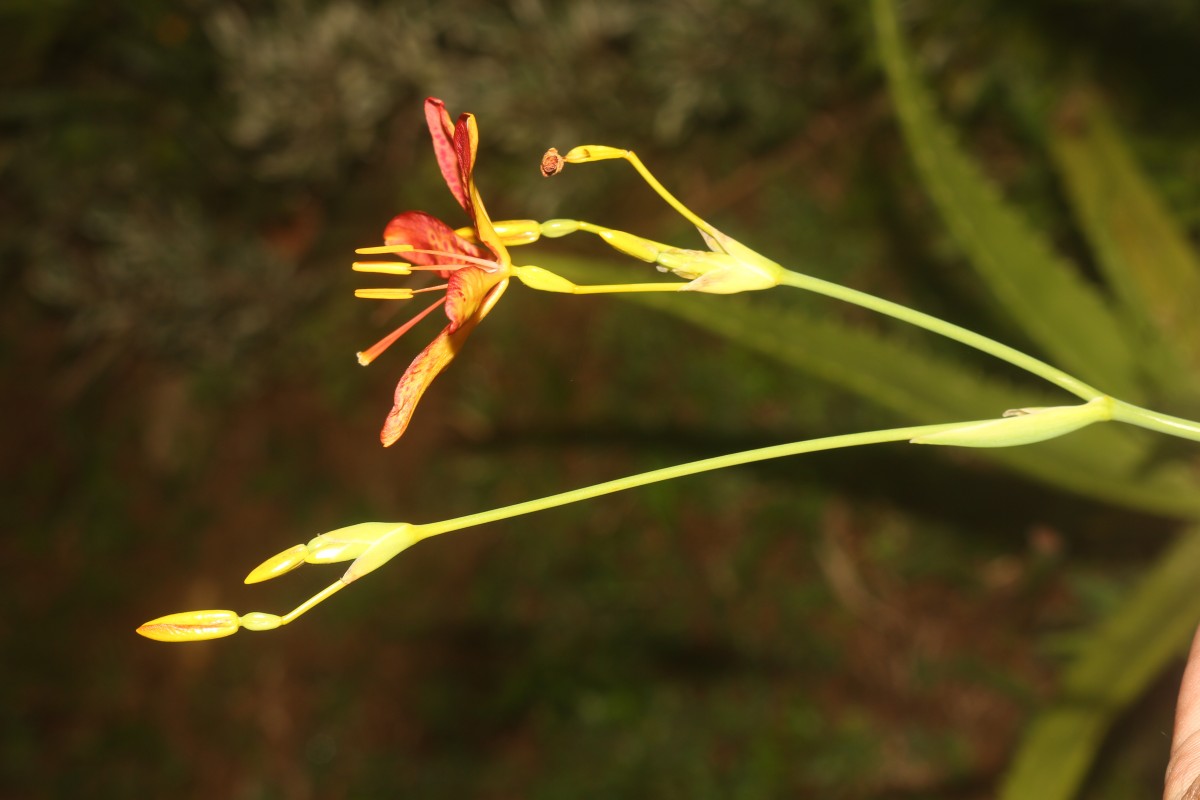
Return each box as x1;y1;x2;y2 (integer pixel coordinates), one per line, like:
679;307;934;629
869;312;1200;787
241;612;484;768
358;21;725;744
513;266;579;293
238;612;282;632
597;230;662;263
491;220;542;246
305;522;407;564
343;524;423;584
538;219;581;239
911;398;1112;448
244;544;308;584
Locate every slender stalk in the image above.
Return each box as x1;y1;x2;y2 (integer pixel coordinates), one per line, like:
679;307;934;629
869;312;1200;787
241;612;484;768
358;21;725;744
1111;400;1200;443
778;268;1104;400
419;420;978;540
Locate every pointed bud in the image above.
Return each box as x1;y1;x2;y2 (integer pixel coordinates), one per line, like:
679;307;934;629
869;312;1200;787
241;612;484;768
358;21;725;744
136;610;240;642
245;544;309;584
513;266;579;293
596;229;664;263
911;399;1112;448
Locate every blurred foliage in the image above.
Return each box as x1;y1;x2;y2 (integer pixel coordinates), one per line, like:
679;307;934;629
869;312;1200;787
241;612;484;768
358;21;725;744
5;0;1200;798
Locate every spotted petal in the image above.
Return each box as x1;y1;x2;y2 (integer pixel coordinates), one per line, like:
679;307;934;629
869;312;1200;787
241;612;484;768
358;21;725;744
451;113;506;262
379;278;508;447
424;98;470;213
383;210;485;269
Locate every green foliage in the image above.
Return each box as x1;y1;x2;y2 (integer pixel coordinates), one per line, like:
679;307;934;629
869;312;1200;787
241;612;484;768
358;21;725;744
872;0;1147;403
1050;92;1200;389
1001;528;1200;798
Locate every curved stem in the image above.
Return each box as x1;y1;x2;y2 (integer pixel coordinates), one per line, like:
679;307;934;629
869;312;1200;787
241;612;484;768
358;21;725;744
778;268;1104;401
420;420;982;540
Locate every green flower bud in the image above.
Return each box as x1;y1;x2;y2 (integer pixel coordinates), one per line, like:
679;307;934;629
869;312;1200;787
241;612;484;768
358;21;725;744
911;398;1112;448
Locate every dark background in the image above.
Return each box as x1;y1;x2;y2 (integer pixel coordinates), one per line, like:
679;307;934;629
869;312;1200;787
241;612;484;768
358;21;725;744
5;0;1200;796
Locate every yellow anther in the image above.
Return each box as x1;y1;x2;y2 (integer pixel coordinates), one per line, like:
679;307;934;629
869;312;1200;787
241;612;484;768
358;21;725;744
355;288;415;300
245;544;308;584
352;261;412;275
355;244;414;255
136;609;241;642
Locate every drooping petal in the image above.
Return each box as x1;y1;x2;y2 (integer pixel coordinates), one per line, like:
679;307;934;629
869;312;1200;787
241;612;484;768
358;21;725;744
383;211;485;268
379;322;472;446
425;98;470;212
379;278;508;446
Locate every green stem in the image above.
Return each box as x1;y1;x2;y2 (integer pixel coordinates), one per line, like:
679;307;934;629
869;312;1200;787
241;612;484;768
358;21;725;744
778;268;1104;400
420;420;978;540
1111;400;1200;443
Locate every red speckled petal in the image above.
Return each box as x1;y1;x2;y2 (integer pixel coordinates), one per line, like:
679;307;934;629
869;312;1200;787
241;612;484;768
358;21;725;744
452;113;506;261
379;278;509;447
379;322;470;446
383;211;485;268
425;98;470;213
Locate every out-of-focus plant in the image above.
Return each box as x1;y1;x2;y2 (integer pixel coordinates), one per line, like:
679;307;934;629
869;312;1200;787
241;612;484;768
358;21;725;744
128;2;1200;796
141;93;1200;796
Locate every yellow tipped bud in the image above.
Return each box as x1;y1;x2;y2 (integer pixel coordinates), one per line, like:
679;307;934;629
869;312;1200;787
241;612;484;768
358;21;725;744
513;266;579;294
911;398;1112;448
239;612;282;632
563;145;628;163
305;522;409;564
539;219;581;238
245;544;308;584
597;230;663;263
136;609;240;642
491;220;542;246
355;288;415;300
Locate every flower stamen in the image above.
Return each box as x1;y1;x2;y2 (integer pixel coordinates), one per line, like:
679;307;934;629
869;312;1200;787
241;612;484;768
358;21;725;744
352;261;413;275
354;284;450;301
356;296;447;366
357;245;501;272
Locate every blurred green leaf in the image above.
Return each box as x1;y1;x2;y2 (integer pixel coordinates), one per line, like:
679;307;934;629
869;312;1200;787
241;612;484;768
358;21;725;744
1000;527;1200;800
872;0;1147;403
1050;90;1200;386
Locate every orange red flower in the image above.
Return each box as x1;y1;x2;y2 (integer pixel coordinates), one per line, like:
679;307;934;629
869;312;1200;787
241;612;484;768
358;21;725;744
354;98;512;447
